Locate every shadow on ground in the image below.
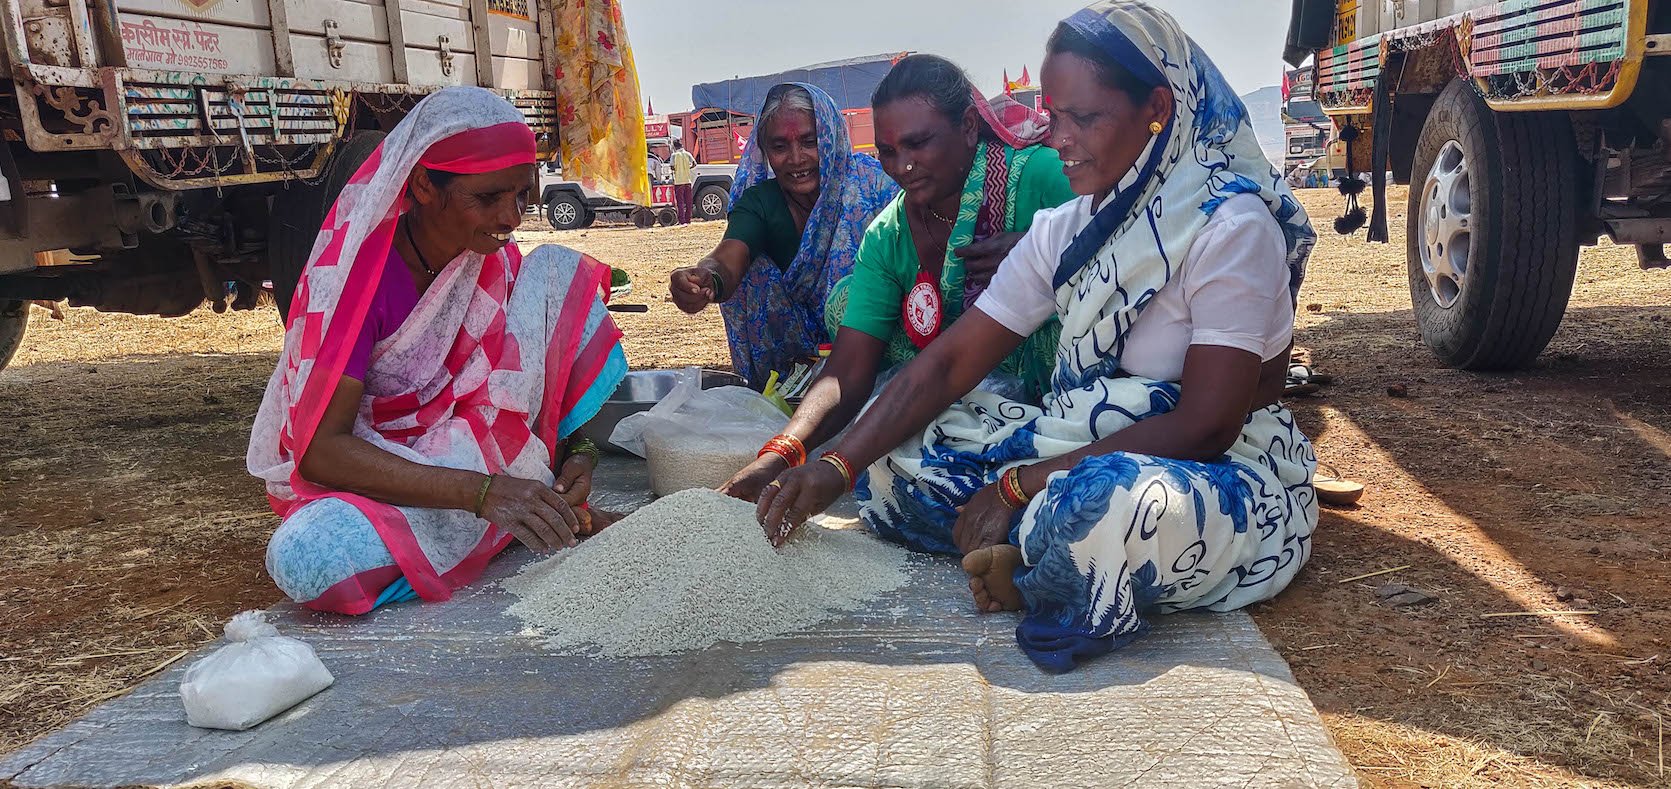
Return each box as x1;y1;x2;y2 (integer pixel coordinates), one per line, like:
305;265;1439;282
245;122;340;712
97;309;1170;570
1259;303;1671;784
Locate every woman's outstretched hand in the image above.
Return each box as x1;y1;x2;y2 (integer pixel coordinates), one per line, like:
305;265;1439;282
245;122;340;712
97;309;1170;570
756;461;847;547
669;266;717;314
478;475;581;552
952;483;1015;555
720;453;790;503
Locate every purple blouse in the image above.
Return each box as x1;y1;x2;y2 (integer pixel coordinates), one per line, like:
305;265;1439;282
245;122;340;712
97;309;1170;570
343;247;420;381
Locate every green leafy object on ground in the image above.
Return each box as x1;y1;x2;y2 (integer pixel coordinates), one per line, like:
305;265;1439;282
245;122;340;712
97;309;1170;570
610;268;631;287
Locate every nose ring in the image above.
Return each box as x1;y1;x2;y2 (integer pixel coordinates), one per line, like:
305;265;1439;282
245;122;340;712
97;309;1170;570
905;163;915;173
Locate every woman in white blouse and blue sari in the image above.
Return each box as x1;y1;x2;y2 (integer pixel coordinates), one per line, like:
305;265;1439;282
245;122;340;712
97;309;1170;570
756;0;1320;673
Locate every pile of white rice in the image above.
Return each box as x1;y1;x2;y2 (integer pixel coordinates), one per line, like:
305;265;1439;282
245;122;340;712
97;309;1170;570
503;489;910;657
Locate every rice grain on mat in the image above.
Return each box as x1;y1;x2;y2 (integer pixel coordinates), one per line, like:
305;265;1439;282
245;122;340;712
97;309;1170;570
504;489;909;656
643;431;763;496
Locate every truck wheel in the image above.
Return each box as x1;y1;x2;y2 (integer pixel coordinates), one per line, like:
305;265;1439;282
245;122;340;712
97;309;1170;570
1406;80;1579;370
695;185;730;220
546;192;589;231
657;208;677;227
0;300;26;373
269;131;388;322
631;208;656;229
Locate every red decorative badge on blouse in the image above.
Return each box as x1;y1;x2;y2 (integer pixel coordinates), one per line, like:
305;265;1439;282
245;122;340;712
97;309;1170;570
904;271;942;350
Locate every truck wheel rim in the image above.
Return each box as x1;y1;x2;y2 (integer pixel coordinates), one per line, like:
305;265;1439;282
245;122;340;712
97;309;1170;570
1420;140;1472;309
700;193;724;215
553;203;577;225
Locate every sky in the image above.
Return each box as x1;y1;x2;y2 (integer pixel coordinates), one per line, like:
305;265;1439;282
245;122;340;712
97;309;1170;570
620;0;1293;114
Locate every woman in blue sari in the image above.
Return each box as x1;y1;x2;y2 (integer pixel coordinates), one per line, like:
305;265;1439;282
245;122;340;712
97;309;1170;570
758;1;1319;673
669;83;897;388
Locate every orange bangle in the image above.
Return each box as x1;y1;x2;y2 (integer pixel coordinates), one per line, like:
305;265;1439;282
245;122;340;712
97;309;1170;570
819;452;856;491
998;466;1033;510
759;434;807;467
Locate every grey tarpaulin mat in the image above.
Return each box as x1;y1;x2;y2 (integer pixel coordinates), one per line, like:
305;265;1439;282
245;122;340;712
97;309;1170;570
2;457;1356;788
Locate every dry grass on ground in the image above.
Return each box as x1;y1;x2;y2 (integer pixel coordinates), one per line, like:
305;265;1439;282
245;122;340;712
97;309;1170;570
3;194;1670;787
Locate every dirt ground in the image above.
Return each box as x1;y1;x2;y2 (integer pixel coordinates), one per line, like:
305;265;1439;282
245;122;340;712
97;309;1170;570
2;189;1668;787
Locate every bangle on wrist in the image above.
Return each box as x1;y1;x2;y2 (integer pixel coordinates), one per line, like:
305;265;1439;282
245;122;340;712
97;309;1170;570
473;473;496;518
707;266;727;302
568;437;601;468
759;434;807;467
819;451;856;492
997;466;1033;510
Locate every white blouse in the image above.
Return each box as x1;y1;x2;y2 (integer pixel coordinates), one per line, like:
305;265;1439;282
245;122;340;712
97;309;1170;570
974;192;1293;382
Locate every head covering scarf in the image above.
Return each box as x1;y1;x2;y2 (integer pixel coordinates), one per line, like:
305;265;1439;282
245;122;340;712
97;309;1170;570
974;89;1050;149
721;82;898;387
1048;0;1316;392
248;87;626;611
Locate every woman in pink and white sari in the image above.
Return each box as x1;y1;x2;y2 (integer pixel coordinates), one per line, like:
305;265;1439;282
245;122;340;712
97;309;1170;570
248;87;628;615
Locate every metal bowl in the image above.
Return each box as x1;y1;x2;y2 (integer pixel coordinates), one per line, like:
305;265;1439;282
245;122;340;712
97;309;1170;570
576;368;748;454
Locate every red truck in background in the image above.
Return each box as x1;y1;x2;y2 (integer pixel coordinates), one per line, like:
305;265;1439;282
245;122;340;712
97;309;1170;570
665;106;877;165
677;53;906;165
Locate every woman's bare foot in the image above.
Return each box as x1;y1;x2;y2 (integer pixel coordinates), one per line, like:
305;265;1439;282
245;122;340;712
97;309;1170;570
961;544;1024;613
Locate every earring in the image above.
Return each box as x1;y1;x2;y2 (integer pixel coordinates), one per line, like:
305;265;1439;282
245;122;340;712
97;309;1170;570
1149;121;1164;135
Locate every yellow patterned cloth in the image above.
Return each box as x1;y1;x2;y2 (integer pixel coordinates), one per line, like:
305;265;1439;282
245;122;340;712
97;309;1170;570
554;0;650;206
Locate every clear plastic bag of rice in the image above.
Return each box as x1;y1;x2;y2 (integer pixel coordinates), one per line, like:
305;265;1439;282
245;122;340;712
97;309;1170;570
611;368;787;496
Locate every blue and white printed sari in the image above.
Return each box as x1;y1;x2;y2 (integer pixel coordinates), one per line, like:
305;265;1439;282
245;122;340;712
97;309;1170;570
857;1;1320;673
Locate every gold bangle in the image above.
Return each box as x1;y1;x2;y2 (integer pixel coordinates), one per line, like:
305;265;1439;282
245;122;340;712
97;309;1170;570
473;474;496;518
998;466;1033;510
819;453;855;491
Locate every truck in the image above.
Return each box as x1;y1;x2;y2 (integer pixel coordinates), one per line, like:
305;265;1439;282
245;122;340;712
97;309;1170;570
538;147;736;231
0;0;591;373
687;52;905;161
1286;0;1671;370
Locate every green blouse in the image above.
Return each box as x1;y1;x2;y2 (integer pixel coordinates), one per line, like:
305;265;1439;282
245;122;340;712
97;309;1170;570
722;179;802;270
829;143;1077;397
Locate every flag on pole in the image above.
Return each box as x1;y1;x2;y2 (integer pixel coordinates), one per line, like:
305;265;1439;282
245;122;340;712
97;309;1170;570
647;97;655;115
1019;65;1031;86
1002;68;1012;94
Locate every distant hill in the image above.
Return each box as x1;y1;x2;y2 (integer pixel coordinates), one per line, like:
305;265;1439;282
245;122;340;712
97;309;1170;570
1238;85;1286;165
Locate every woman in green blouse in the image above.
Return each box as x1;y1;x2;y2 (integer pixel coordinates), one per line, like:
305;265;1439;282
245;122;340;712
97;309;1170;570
669;83;897;388
723;54;1075;502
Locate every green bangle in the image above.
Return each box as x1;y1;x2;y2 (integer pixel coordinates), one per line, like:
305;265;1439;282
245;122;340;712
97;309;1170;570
569;437;602;468
708;267;727;302
473;474;496;518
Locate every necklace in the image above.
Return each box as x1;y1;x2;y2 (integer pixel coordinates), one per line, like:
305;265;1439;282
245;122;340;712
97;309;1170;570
915;205;951;252
927;205;957;225
403;217;440;276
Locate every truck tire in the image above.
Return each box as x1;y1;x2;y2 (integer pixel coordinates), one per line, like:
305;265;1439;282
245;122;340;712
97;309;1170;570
695;184;730;221
631;208;656;229
0;300;26;373
1406;80;1579;370
546;192;590;231
269;130;388;322
657;208;677;227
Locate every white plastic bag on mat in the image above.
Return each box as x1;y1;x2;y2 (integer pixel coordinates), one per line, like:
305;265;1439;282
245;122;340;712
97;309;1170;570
179;610;334;731
611;367;788;496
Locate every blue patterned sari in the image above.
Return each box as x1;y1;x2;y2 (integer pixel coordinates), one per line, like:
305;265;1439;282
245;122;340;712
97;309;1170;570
721;83;898;387
858;2;1320;673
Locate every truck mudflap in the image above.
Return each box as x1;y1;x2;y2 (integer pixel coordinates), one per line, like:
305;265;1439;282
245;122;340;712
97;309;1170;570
10;62;558;189
1312;0;1652;114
